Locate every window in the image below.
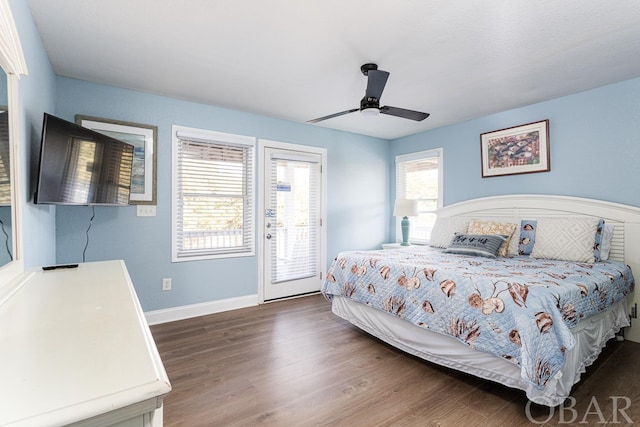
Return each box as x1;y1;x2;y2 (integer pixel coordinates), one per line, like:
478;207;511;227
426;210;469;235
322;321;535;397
395;148;443;244
172;125;255;261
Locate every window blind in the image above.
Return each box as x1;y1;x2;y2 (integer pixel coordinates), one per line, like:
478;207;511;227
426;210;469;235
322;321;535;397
174;128;255;260
0;112;11;205
395;149;442;244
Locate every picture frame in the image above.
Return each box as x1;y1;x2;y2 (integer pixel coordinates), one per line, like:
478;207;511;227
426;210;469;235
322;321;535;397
480;119;550;178
76;115;157;205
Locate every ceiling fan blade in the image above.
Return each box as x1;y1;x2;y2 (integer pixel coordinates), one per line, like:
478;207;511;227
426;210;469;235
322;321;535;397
365;70;390;100
307;108;359;123
380;106;430;121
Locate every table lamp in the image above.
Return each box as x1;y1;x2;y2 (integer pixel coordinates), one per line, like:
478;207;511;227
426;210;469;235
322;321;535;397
394;199;418;246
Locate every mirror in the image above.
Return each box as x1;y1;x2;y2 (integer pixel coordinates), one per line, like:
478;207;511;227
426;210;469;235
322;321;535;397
0;69;12;268
0;1;26;297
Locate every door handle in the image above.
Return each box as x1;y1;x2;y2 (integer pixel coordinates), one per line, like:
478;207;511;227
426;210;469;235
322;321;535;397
266;233;272;239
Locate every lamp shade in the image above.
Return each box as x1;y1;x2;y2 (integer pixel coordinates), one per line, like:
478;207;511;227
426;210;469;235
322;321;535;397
393;199;418;217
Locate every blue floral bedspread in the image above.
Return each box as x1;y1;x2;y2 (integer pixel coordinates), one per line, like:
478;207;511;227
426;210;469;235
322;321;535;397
321;246;634;388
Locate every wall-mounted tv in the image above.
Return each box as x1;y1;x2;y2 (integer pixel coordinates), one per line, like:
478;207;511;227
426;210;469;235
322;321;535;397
34;113;134;206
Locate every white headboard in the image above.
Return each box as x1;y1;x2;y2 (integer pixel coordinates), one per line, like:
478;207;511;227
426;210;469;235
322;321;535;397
437;194;640;341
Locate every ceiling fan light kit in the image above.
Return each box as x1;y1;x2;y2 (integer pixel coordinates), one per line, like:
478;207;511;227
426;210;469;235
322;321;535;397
308;63;430;124
360;107;380;117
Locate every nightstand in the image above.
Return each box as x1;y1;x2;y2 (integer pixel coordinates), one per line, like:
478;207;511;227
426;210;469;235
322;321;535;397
381;243;403;250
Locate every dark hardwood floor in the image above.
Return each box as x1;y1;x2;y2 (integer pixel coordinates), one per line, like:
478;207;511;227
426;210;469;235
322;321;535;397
150;295;640;426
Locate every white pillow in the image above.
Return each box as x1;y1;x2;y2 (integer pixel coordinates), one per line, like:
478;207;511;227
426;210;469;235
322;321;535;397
429;217;469;248
530;217;599;263
600;223;615;260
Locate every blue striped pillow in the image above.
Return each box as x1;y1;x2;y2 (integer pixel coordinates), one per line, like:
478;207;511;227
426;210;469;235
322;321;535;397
444;233;508;258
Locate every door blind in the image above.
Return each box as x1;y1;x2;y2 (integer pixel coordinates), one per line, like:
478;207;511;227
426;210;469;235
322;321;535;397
269;157;319;283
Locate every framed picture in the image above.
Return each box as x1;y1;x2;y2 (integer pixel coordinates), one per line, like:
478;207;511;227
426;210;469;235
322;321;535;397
76;115;157;205
480;119;550;178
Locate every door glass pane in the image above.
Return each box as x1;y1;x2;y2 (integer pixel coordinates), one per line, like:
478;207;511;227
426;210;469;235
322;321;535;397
270;158;318;283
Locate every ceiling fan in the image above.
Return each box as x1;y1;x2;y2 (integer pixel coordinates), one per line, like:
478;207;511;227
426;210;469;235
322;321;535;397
308;63;430;124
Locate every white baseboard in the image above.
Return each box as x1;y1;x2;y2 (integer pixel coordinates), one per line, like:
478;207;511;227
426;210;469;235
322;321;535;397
144;294;258;325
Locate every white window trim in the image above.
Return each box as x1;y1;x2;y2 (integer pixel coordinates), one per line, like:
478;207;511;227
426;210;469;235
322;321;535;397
171;125;256;262
395;148;443;244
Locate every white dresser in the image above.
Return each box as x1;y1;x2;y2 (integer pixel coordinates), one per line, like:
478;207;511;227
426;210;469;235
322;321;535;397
0;260;171;427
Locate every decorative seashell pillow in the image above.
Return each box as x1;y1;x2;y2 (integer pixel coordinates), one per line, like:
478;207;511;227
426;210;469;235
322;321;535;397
466;219;517;257
518;220;537;255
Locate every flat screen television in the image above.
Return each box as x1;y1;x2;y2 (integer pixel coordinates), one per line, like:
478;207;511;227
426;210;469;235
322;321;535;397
34;113;135;206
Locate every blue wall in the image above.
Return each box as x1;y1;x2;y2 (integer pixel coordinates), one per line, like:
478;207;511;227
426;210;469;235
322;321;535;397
53;78;390;311
389;77;640;237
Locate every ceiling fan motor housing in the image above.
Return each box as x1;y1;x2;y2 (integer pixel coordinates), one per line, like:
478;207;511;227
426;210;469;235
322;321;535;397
360;63;379;75
360;96;380;110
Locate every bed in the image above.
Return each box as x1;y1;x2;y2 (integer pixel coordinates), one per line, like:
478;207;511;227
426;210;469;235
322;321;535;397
321;195;640;406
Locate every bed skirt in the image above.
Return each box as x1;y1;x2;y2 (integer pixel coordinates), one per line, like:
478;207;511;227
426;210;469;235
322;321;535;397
331;295;629;406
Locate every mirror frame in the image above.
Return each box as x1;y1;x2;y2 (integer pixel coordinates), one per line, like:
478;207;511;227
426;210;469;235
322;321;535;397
0;0;29;302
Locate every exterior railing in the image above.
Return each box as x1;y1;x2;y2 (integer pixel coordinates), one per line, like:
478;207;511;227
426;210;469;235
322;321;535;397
182;229;242;249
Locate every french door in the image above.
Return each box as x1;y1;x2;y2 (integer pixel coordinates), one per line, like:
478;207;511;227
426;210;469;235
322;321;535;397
262;144;324;301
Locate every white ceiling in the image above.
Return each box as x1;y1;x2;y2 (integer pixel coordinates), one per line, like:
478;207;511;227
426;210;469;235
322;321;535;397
24;0;640;140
